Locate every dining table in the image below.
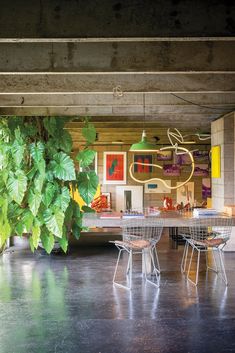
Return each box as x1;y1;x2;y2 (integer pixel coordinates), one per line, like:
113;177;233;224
83;211;235;274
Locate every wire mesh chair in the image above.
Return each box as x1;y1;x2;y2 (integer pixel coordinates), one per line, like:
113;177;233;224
178;227;191;273
186;216;232;286
111;217;164;290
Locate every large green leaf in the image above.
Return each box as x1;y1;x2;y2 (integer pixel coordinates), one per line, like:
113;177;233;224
27;166;37;180
0;215;11;248
64;200;74;225
0;196;8;218
44;207;64;238
77;171;99;205
34;171;45;193
7;170;27;205
49;152;76;181
31;219;41;248
0;144;10;170
58;228;68;253
41;228;55;254
15;220;24;236
16;209;34;235
54;186;70;212
21;210;34;233
29;142;45;163
11;136;25;167
59;130;73;154
43;117;57;136
28;189;42;217
42;182;57;208
71;222;81;240
76;149;96;169
72;199;81;221
8;202;24;220
81;205;95;213
29;237;35;253
82;123;96;144
37;159;46;175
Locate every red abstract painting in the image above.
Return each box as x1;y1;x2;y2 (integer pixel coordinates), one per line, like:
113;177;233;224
103;152;126;184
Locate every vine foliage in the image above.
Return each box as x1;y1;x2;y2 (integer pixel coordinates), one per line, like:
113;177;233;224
0;116;98;254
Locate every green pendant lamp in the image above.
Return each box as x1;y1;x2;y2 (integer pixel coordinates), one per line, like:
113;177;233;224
129;93;159;152
129;130;159;152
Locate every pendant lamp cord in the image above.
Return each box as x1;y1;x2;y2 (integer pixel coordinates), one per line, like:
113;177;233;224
143;92;145;131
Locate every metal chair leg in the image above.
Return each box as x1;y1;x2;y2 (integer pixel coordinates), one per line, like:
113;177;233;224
206;248;218;273
187;245;196;286
154;246;161;274
187;246;200;286
113;248;132;290
181;240;189;273
144;248;160;288
126;254;130;275
195;249;200;286
218;248;228;286
187;245;194;278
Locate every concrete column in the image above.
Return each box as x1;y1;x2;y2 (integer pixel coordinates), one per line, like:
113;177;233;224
211;112;235;211
211;112;235;251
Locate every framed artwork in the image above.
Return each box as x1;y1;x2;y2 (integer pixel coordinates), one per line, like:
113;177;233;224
176;182;194;206
211;145;221;178
116;186;143;212
103;152;126;184
144;180;171;194
193;150;209;163
157;151;172;161
134;154;153;173
174;152;192;165
194;164;209;177
163;164;181;176
202;178;211;199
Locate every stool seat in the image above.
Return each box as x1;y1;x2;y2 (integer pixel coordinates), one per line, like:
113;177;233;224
114;239;150;250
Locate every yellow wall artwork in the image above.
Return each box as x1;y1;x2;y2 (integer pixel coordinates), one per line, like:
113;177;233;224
211;145;221;178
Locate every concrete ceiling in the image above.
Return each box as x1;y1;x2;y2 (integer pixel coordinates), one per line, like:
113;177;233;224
0;1;234;132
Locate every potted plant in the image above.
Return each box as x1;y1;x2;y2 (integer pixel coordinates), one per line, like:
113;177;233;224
0;116;99;254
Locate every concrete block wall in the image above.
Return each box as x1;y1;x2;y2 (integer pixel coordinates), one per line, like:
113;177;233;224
211;113;235;211
211;112;235;251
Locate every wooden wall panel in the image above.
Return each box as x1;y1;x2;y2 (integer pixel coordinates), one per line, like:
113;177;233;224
72;142;211;210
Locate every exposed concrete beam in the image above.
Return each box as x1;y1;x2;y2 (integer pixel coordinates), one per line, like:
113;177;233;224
1;41;235;72
0;92;234;106
0;106;220;121
0;73;234;93
0;103;231;115
0;0;234;37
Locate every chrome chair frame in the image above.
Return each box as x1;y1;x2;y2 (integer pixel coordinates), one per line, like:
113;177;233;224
111;217;163;290
186;216;232;286
178;227;191;273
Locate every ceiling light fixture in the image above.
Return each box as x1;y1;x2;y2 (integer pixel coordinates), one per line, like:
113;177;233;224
129;93;159;152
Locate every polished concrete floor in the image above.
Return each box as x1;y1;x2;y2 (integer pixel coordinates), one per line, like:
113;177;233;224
1;232;235;353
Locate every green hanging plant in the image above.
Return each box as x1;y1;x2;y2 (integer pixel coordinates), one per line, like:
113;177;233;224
0;116;99;254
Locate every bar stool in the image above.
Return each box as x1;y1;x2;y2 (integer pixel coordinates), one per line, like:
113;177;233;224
111;217;163;290
186;216;232;286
